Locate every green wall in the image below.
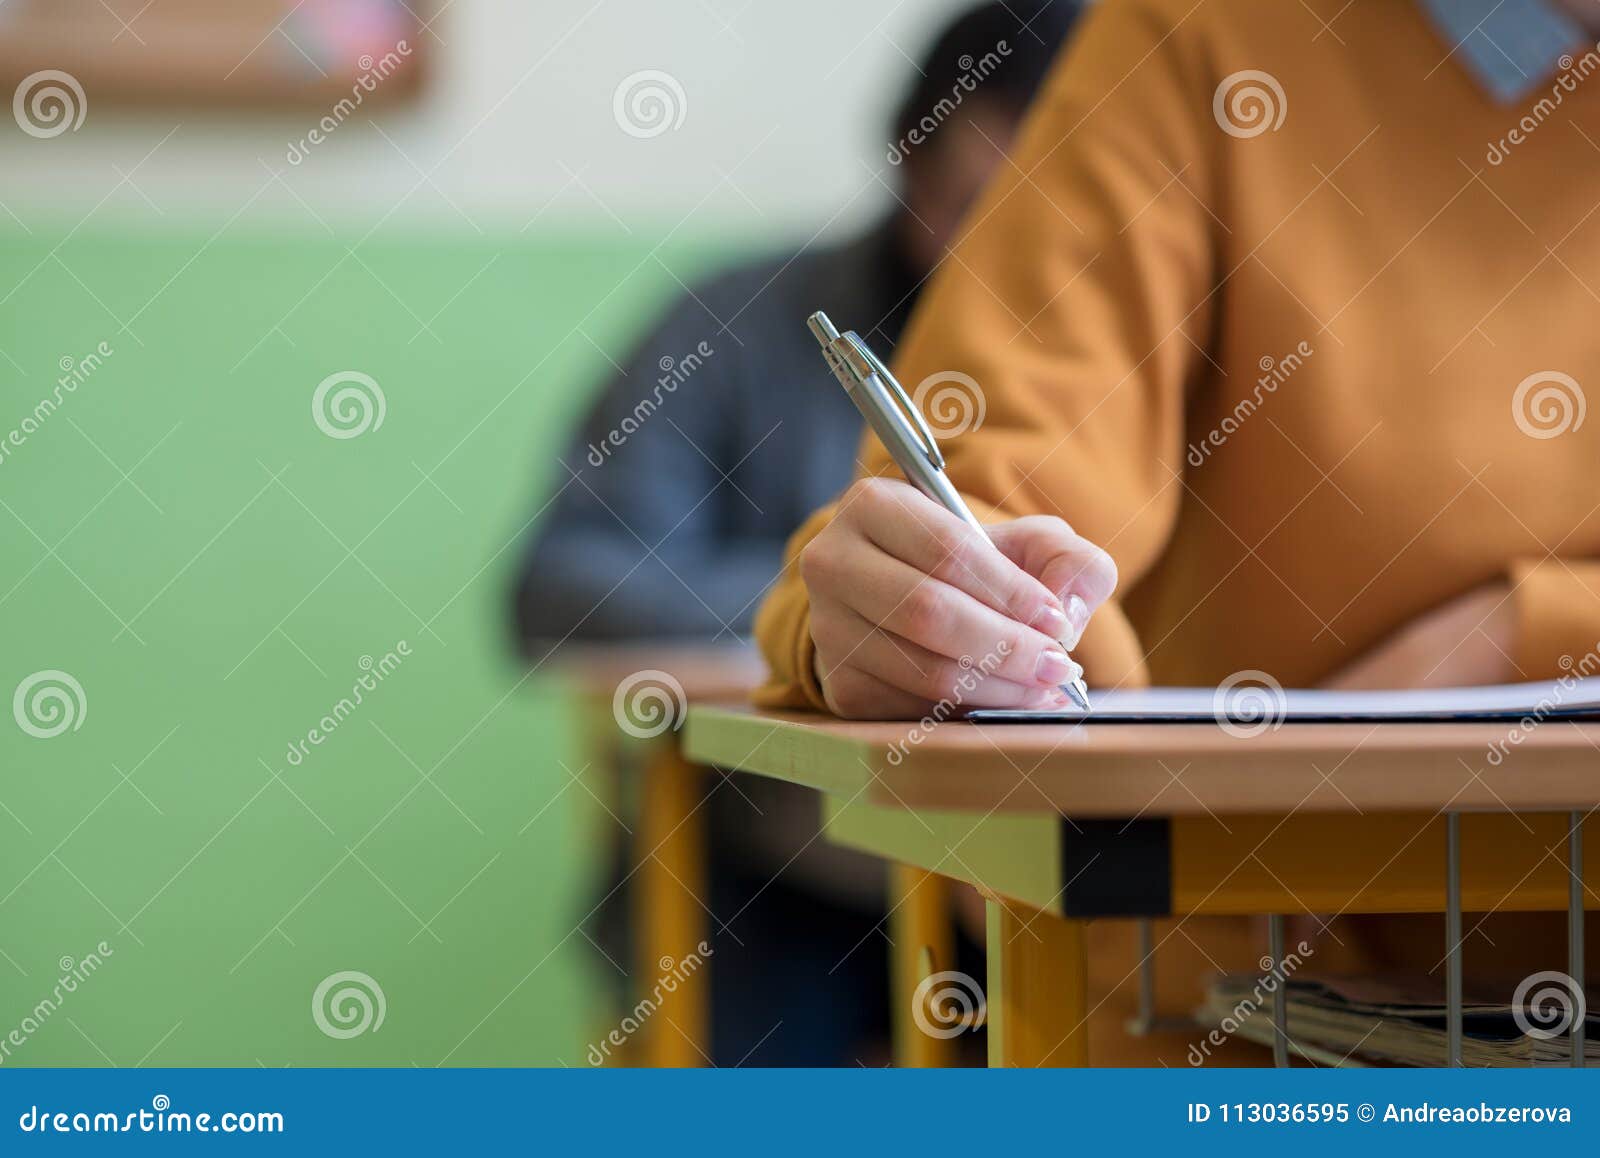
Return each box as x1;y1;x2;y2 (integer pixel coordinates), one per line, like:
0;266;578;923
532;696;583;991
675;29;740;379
0;223;725;1065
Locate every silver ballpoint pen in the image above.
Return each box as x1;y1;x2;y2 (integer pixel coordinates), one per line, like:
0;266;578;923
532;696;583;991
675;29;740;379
807;310;1091;711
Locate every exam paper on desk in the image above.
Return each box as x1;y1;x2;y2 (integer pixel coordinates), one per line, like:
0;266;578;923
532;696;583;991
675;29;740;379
967;677;1600;723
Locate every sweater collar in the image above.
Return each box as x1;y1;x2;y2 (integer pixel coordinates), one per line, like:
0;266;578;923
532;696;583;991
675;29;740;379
1418;0;1587;104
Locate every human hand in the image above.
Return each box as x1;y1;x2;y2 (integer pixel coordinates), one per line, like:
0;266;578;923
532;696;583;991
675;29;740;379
799;477;1118;719
1320;582;1516;690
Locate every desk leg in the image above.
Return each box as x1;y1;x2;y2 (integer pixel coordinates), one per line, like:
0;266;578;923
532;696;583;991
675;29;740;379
1569;811;1585;1068
634;744;711;1067
985;899;1089;1067
890;865;958;1067
1445;812;1463;1068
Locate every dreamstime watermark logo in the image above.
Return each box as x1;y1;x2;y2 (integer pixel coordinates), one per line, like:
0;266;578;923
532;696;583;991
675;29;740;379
0;340;113;468
1188;941;1313;1065
283;642;411;767
13;670;87;739
1512;970;1586;1040
585;944;712;1065
286;41;413;165
0;942;114;1066
912;970;987;1039
612;70;687;138
886;41;1013;165
1187;340;1313;467
1487;45;1600;165
1511;371;1584;439
13;70;87;138
1212;670;1286;739
312;370;386;439
887;642;1012;765
612;669;687;739
912;371;985;438
1212;70;1286;139
311;970;386;1039
17;1095;283;1135
587;339;714;466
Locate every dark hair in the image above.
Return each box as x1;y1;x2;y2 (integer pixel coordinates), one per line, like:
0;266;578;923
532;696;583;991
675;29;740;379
891;1;1084;159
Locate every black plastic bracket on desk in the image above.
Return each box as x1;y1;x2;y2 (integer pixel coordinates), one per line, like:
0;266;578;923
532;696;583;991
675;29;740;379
1059;817;1172;917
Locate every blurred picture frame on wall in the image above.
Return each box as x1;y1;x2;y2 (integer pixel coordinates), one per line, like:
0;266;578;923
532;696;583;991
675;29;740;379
0;0;427;109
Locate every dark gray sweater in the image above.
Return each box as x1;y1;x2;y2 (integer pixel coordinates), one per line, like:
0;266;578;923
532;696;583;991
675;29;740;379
512;222;918;646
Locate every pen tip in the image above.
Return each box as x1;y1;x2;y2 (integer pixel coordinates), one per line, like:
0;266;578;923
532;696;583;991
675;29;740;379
1063;678;1091;712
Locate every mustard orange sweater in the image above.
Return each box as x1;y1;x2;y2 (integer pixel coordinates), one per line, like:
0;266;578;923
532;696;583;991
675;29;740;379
757;0;1600;710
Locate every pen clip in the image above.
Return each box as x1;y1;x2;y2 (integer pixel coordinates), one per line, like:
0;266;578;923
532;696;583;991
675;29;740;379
840;332;946;471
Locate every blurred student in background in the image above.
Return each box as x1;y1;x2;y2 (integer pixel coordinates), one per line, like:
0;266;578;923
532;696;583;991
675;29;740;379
511;1;1085;1064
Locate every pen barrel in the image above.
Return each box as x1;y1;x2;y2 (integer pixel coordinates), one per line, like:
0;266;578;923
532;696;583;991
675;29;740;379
912;464;988;536
852;371;988;536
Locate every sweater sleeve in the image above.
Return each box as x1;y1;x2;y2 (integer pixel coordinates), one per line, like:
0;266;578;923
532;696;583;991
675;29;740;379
754;0;1218;710
1510;559;1600;679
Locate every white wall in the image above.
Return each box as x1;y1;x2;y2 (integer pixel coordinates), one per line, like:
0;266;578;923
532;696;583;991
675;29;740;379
1;0;979;237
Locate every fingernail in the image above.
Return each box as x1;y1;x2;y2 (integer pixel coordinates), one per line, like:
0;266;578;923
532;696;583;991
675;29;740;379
1035;649;1074;686
1031;603;1069;640
1063;594;1090;647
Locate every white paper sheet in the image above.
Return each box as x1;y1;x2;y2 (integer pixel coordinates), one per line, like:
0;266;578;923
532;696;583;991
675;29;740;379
966;677;1600;723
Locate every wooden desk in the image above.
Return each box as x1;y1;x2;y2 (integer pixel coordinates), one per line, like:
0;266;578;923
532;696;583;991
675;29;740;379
549;643;763;1067
684;705;1600;1067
